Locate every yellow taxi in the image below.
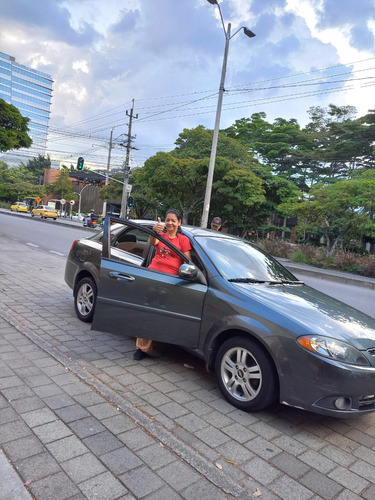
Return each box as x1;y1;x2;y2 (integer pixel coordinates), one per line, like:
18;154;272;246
31;205;58;220
10;202;29;213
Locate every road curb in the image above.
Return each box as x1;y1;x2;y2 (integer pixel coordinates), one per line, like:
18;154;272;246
279;259;375;290
0;449;32;499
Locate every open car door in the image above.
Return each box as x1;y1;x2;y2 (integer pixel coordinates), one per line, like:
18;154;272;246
91;217;207;349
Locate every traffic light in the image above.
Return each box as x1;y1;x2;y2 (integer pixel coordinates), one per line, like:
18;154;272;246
127;196;134;207
77;157;84;170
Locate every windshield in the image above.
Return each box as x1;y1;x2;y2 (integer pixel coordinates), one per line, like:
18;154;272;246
196;236;298;282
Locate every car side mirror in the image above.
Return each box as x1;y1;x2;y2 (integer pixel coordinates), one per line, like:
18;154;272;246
178;263;198;281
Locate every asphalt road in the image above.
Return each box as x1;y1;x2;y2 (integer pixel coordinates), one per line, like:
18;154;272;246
0;210;96;256
293;274;375;319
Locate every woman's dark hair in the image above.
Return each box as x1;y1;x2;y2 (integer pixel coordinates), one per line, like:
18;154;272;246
165;209;181;221
165;209;182;233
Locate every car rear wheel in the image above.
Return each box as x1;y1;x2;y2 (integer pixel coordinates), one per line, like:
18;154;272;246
215;336;278;412
74;277;97;322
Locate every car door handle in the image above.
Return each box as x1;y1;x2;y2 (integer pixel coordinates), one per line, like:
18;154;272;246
108;272;135;281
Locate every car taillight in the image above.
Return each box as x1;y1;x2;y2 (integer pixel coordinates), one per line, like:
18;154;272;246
70;240;79;252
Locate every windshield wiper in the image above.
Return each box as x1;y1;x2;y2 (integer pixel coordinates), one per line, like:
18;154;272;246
268;280;304;285
228;278;266;283
228;278;304;285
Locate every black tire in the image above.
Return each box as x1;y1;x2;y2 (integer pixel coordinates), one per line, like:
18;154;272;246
31;213;34;217
74;277;97;322
214;336;278;412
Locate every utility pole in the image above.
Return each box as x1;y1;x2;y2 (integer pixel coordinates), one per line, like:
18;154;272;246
102;127;114;218
120;99;138;218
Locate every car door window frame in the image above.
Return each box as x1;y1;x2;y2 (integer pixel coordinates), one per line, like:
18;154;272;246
103;216;190;264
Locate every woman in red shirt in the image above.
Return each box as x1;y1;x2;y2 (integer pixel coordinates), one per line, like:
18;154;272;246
134;209;191;360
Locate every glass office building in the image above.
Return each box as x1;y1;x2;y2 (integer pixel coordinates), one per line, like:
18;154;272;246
0;51;53;162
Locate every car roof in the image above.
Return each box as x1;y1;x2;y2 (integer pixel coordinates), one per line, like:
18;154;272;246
106;218;238;240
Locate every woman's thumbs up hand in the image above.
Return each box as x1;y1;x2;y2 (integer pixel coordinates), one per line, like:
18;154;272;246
153;217;164;233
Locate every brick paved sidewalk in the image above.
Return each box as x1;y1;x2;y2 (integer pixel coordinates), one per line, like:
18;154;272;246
2;231;375;500
0;316;246;499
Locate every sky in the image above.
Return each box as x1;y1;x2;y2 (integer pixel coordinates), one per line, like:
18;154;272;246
1;0;374;172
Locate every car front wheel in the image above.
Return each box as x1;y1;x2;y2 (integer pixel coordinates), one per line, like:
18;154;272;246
215;336;278;412
74;277;97;322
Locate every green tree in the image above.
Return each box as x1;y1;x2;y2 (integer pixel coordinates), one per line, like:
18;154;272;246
136;152;208;223
136;151;266;230
128;169;164;219
134;124;267;230
0;99;32;151
46;168;76;202
0;163;44;202
303;105;375;183
20;154;51;181
225;112;271;146
0;180;44;202
285;173;375;254
226;113;315;192
173;125;250;163
212;158;265;234
173;126;267;229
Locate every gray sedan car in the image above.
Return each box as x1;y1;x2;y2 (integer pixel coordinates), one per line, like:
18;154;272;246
65;217;375;417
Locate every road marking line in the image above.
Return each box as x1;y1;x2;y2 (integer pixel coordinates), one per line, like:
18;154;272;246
50;251;65;256
26;243;39;248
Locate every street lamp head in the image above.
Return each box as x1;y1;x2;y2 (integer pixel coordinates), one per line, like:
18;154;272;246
243;27;256;38
206;0;218;4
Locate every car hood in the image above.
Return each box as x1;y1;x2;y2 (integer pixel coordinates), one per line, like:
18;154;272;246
233;282;375;350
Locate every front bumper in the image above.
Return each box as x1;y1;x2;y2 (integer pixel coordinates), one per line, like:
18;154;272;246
279;348;375;417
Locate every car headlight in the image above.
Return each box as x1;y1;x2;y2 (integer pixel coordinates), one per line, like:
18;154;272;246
297;336;370;366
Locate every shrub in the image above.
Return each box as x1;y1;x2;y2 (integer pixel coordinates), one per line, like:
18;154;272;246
257;239;293;259
254;238;375;278
290;249;314;265
334;251;362;273
360;257;375;278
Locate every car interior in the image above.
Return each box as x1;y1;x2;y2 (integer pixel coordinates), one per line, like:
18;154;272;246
110;226;206;276
114;228;148;257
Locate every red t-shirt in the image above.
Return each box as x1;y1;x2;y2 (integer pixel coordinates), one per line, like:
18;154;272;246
148;233;191;275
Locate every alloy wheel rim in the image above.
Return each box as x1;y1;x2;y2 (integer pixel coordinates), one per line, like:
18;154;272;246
77;284;94;316
220;346;262;402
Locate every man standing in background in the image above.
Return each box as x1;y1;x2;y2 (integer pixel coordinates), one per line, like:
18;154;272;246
211;217;222;231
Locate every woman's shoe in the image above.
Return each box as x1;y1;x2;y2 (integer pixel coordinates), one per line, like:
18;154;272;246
133;349;149;360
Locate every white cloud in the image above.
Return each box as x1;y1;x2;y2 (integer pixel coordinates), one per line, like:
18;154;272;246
72;59;90;73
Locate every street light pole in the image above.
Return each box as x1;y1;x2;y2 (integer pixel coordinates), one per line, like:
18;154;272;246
77;182;90;219
201;0;255;228
201;21;231;229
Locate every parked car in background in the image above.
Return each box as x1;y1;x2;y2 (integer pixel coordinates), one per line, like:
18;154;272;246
65;217;375;418
10;202;28;213
31;205;58;219
71;212;85;221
